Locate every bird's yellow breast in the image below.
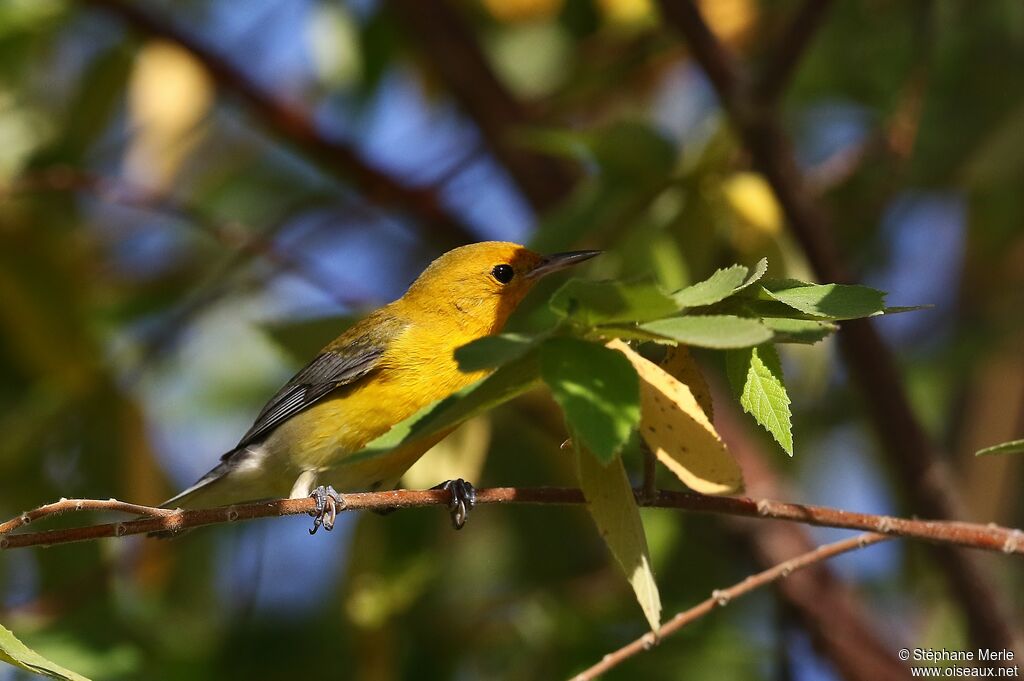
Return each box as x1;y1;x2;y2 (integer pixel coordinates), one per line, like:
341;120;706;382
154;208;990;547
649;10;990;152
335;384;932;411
261;320;488;490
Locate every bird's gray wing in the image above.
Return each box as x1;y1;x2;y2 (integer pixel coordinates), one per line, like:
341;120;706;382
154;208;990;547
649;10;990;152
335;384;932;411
231;317;404;451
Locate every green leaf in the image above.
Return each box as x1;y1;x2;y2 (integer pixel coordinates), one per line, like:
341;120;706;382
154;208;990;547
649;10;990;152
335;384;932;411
761;318;838;344
540;337;640;464
263;315;357;361
588;120;676;185
31;46;133;166
975;439;1024;457
672;265;748;308
549;279;679;325
640;315;774;349
592;325;677;344
735;257;769;293
671;257;769;308
353;351;541;465
726;345;793;456
515;120;675;186
0;624;91;681
876;305;934;316
761;281;887;320
574;446;661;632
454;334;535;372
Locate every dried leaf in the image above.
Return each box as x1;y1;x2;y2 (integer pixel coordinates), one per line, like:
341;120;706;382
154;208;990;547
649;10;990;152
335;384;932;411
660;345;713;420
608;340;743;495
575;444;661;632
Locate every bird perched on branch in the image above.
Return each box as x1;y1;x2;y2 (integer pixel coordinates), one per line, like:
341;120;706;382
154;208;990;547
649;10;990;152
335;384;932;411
162;242;598;532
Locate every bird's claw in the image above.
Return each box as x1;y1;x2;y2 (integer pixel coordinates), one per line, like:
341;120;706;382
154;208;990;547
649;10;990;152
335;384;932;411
308;485;344;535
434;478;476;530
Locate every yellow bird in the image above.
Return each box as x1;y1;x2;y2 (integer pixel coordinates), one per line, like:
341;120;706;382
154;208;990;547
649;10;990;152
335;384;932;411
163;242;598;532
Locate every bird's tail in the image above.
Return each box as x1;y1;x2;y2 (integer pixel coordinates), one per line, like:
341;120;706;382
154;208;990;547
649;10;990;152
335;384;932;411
160;459;236;510
150;451;246;538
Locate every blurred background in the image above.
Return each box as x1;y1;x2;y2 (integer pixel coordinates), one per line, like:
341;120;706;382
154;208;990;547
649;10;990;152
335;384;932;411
1;0;1022;679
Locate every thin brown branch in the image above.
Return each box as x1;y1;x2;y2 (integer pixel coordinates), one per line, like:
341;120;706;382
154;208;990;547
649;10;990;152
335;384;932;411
4;488;1024;555
571;533;890;681
78;0;474;248
753;0;835;104
387;0;578;213
656;0;1022;654
715;395;909;681
657;0;742;103
5;166;373;309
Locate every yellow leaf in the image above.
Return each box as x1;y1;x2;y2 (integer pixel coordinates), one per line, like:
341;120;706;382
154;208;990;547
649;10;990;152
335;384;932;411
608;340;743;495
660;345;713;420
722;171;783;238
125;40;213;189
401;416;491;490
597;0;654;25
697;0;756;46
481;0;564;23
575;445;661;632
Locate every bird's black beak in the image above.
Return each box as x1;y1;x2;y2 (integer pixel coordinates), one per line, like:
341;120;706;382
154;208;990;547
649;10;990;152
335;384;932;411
528;250;601;279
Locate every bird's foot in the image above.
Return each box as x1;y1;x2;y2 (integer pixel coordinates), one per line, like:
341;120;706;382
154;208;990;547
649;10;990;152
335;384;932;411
432;478;476;530
308;485;344;535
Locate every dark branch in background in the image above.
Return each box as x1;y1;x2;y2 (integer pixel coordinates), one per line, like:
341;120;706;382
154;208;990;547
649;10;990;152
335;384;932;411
514;398;909;681
387;0;578;213
5;167;373;310
656;0;1022;654
572;533;891;681
3;488;1024;553
80;0;475;248
4;167;380;379
752;0;835;105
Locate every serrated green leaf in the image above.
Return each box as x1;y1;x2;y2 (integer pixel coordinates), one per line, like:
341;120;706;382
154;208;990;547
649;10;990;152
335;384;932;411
761;281;887;320
263;315;357;361
735;257;768;293
454;333;535;372
672;264;748;308
761;318;838;344
671;258;769;309
540;338;640;464
726;345;793;456
640;315;774;349
0;624;91;681
549;278;679;325
975;439;1024;457
574;445;661;632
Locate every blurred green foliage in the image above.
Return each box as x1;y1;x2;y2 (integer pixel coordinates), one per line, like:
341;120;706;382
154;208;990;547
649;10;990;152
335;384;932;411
1;0;1023;679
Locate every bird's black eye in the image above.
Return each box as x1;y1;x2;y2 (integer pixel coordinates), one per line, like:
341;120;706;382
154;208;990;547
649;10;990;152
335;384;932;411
491;264;515;284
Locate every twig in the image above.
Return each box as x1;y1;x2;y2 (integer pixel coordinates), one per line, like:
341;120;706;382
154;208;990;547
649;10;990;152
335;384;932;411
656;0;1022;654
387;0;578;212
714;397;908;681
3;488;1024;555
5;166;373;309
753;0;835;104
571;533;890;681
641;449;658;502
78;0;475;248
0;498;176;536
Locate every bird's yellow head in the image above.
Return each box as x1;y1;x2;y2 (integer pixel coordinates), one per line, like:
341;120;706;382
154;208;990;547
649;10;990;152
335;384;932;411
399;241;599;335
